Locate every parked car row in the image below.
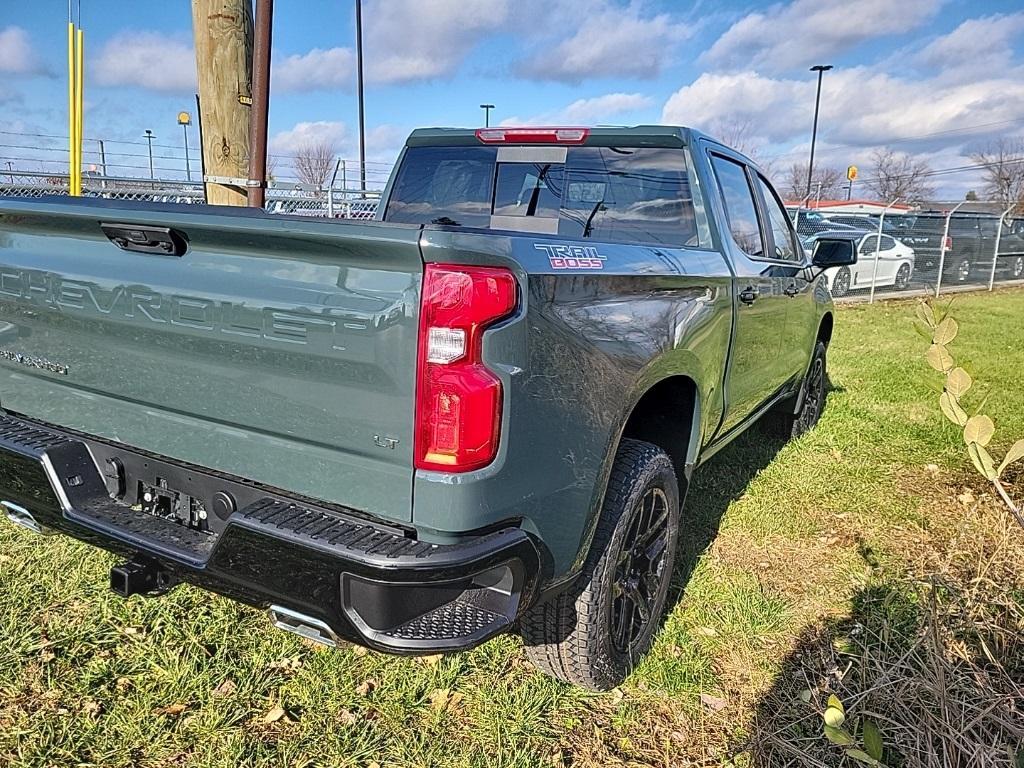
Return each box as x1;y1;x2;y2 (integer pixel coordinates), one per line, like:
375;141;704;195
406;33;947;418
787;207;1024;297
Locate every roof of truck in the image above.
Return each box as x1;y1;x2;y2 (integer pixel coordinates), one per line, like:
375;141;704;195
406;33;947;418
405;125;711;148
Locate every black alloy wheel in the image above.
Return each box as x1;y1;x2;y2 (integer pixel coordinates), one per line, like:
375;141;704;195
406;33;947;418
610;487;670;655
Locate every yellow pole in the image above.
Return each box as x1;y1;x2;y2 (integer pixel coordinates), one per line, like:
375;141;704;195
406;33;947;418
75;27;84;195
67;21;76;196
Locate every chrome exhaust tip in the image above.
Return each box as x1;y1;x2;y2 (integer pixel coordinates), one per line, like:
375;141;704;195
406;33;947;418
268;605;342;648
1;501;53;536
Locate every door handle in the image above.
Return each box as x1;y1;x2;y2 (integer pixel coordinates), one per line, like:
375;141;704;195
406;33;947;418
784;283;799;297
739;287;758;305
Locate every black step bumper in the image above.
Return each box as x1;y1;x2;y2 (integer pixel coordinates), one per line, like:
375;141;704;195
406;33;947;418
0;411;542;654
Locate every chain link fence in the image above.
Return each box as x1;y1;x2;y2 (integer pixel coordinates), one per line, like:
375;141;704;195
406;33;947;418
0;170;381;220
790;201;1024;301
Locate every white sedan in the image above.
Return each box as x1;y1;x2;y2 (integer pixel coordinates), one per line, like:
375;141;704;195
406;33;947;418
805;231;915;297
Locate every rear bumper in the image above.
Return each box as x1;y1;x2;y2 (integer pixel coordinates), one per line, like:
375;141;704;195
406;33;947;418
0;411;542;654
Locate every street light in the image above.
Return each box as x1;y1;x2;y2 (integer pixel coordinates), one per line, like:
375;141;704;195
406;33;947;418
806;64;833;199
177;112;192;182
355;0;366;194
480;103;495;127
143;129;155;180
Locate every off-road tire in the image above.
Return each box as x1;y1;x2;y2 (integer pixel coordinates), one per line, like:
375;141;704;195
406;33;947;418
520;439;680;690
784;340;827;439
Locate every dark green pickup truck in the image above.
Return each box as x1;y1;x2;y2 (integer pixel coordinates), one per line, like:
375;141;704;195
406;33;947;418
0;126;854;689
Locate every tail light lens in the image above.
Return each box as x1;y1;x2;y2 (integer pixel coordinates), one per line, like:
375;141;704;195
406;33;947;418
415;264;517;472
944;235;953;251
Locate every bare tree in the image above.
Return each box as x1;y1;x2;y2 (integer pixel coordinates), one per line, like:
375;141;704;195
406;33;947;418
863;148;935;203
710;118;775;176
970;138;1024;209
292;141;336;188
782;163;843;201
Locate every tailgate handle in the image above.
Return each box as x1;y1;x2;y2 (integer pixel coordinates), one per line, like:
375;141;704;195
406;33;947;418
101;223;188;257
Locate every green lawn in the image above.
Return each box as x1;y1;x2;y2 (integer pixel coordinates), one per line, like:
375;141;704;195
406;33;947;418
2;288;1023;767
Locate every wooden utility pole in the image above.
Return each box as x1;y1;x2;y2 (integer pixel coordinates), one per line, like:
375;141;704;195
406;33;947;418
191;0;253;206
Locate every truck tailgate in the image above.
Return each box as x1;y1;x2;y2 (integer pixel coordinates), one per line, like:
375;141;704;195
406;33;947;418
0;199;422;523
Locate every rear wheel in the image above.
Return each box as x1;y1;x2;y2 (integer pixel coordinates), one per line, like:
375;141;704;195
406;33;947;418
520;439;680;690
831;267;850;297
894;262;911;290
1011;256;1024;279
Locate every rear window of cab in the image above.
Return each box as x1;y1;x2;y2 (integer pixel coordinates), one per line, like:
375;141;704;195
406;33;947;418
384;144;712;249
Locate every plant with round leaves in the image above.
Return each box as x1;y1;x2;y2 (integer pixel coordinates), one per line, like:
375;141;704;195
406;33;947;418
820;694;886;766
917;300;1024;529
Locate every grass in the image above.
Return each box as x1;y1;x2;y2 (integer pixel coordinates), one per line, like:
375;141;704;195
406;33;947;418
2;288;1024;767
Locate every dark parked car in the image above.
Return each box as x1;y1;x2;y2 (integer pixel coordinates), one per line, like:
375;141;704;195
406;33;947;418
0;126;854;690
903;213;1024;283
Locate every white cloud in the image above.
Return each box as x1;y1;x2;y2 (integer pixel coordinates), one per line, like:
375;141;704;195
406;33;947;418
501;92;654;126
916;13;1024;83
0;26;48;75
561;93;654;122
704;0;941;73
364;0;509;83
94;31;196;92
273;47;356;92
269;121;350;155
515;2;687;82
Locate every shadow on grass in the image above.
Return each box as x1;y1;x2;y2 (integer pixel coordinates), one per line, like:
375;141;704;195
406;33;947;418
741;572;1024;767
668;419;788;610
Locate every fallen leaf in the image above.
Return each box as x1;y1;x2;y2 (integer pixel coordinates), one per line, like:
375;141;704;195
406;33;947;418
699;693;727;711
695;626;718;637
154;703;187;717
608;687;624;704
264;706;287;724
957;490;976;507
355;678;377;697
351;645;369;657
83;700;102;717
212;679;237;698
428;688;464;711
798;689;812;703
40;650;56;663
267;657;303;674
368;762;381;768
337;707;359;726
419;654;443;667
925;463;940;474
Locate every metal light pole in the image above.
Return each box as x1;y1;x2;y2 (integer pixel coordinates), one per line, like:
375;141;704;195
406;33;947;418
480;103;494;127
805;64;833;198
177;112;192;181
247;0;273;208
144;129;155;179
355;0;366;195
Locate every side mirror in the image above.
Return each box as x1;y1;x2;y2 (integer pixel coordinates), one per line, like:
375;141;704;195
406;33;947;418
811;237;858;268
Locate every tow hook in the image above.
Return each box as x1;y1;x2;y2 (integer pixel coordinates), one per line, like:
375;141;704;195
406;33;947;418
110;559;175;597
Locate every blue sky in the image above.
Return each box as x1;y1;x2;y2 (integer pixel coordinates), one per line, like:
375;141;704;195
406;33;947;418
1;0;1023;196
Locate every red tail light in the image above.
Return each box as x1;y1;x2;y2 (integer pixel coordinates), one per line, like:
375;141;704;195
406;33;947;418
474;127;589;144
415;264;518;472
944;235;953;251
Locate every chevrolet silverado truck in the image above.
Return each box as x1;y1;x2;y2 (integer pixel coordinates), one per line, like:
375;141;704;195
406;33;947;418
0;126;855;690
